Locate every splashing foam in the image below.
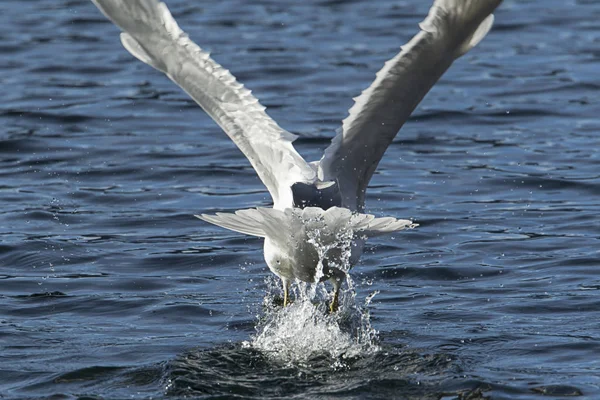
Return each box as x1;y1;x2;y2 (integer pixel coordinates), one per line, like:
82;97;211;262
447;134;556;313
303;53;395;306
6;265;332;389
246;286;380;365
244;221;380;365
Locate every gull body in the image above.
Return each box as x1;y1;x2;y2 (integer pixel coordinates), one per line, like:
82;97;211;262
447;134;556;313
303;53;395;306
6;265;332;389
91;0;502;311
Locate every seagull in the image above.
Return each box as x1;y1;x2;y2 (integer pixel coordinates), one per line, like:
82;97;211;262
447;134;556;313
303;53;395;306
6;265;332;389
92;0;502;312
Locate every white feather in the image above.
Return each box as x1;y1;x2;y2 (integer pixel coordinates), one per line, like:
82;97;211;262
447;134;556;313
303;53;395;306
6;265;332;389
92;0;316;209
91;0;500;291
198;207;417;240
319;0;502;211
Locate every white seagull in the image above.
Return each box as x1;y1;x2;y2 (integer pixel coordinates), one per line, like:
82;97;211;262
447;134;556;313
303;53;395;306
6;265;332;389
92;0;502;312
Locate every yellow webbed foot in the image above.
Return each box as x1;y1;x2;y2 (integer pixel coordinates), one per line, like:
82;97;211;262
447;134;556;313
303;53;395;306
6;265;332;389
329;290;339;313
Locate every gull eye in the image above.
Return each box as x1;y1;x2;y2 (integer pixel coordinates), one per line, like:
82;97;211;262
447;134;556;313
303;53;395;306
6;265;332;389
276;260;281;264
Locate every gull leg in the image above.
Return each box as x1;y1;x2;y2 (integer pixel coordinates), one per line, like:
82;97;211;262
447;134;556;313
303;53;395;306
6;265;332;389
330;284;340;313
282;278;291;307
328;269;345;313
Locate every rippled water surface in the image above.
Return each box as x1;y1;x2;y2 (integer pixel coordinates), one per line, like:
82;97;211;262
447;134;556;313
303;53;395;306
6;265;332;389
2;0;600;398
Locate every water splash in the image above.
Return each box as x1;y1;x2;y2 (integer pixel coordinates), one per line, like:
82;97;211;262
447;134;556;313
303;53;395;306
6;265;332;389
244;221;379;365
245;284;379;365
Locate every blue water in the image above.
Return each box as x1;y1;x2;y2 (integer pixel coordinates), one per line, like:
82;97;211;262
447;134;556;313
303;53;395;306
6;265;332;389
2;0;600;398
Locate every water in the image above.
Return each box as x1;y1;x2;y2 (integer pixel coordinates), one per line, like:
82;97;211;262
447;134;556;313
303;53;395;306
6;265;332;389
2;0;599;398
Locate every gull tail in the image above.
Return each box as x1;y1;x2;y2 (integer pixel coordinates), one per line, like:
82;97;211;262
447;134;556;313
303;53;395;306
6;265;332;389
195;209;275;238
196;207;417;239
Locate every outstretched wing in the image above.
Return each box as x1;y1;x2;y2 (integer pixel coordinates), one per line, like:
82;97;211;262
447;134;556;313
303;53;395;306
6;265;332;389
91;0;316;207
319;0;502;211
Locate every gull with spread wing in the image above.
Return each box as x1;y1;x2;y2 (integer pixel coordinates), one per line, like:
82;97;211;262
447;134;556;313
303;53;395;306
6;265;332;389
91;0;502;312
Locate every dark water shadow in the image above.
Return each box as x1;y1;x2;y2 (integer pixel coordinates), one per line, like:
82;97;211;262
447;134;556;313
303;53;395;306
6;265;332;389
164;343;490;399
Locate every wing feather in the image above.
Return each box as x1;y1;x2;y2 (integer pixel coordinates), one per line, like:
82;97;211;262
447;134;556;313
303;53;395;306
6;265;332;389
92;0;316;207
319;0;502;210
